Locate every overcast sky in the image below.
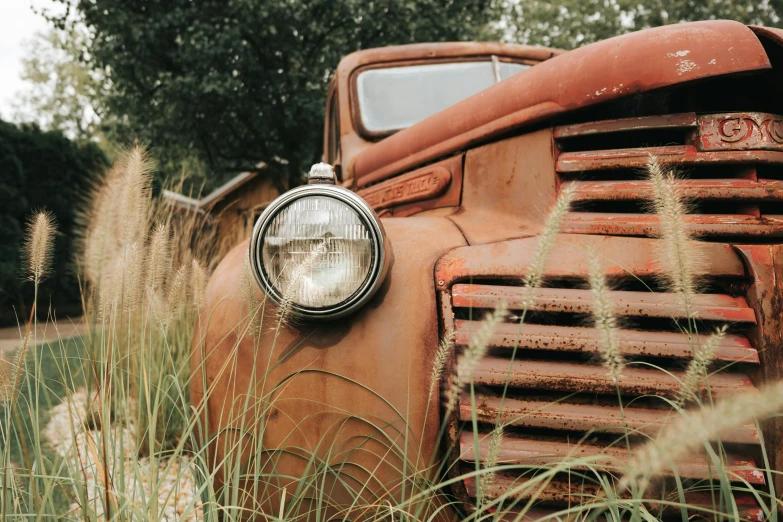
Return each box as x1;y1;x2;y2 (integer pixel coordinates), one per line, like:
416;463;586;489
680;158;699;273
0;0;59;120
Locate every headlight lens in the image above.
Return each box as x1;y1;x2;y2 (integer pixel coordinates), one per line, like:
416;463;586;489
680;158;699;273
249;185;388;320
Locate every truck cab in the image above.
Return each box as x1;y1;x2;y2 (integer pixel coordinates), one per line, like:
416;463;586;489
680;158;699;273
323;42;560;188
194;21;783;521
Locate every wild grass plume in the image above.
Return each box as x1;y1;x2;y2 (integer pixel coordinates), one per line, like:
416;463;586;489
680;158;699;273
241;257;260;312
647;156;703;314
448;301;508;412
24;210;56;285
118;146;155;248
587;246;625;382
190;259;208;310
122;243;142;313
0;331;30;405
166;264;188;326
79;145;154;288
146;223;171;296
477;425;503;508
675;325;727;406
429;333;452;402
522;184;576;292
276;240;328;324
622;379;783;491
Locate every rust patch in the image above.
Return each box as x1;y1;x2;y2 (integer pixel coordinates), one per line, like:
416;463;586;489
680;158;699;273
734;244;783;495
433;234;745;286
557;145;783;172
357;165;451;211
562;212;783;237
699;112;783;152
454;320;759;363
554;113;697;138
452;284;756;323
459;393;759;444
564;178;783;202
467;357;755;399
459;430;765;484
354;21;771;185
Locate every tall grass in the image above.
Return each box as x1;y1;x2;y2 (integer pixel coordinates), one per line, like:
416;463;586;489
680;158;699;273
1;151;781;522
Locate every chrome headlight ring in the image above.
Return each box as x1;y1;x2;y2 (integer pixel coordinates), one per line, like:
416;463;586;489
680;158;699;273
249;181;389;321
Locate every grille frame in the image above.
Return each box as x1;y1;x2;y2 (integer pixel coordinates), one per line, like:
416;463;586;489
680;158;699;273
435;236;769;519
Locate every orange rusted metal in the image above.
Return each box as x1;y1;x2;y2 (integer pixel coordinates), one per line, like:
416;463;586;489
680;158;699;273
439;237;764;513
557;146;783;172
464;475;766;521
460;394;759;444
459;431;765;484
352;21;770;185
554;110;783;239
192;219;467;519
454;321;759;362
196;19;783;520
564;178;783;202
699;113;783;152
434;235;746;285
355;154;463;216
553;113;699;138
358;165;451;210
468;357;755;399
561;212;783;237
452;284;757;322
734;244;783;495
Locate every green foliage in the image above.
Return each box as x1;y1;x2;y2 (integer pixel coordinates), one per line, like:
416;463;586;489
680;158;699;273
13;28;109;149
0;120;108;324
505;0;782;49
49;0;503;192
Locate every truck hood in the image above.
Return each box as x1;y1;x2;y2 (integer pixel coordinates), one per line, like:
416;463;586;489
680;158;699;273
353;20;773;187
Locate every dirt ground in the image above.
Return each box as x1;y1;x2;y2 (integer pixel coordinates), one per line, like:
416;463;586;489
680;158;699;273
0;319;87;355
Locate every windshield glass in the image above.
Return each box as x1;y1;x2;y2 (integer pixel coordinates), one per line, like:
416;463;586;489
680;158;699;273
356;61;529;134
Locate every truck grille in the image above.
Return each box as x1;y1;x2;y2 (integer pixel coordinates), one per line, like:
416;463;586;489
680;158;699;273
443;277;766;519
555;112;783;237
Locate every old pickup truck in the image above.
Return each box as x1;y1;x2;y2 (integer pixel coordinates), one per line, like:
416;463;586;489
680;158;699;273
193;21;783;520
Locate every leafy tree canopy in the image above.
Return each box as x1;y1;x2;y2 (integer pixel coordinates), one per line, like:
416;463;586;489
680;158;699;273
505;0;782;50
13;28;107;146
33;1;782;192
47;0;503;192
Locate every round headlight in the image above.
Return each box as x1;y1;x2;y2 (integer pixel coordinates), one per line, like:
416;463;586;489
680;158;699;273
249;181;389;320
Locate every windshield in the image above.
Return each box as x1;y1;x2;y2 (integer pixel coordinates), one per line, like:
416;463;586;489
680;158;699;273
356;60;529;134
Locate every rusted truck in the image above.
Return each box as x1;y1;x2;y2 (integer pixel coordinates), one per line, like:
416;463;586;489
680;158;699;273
193;21;783;520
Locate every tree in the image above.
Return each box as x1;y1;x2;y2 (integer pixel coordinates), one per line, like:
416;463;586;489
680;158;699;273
12;28;108;145
48;0;503;192
0;120;108;325
504;0;782;50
